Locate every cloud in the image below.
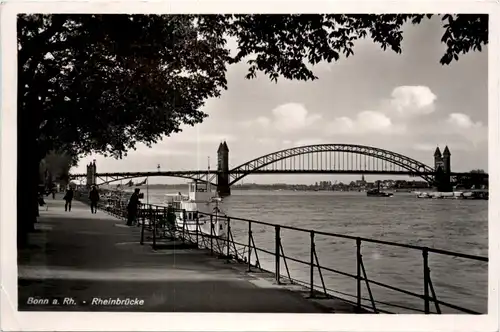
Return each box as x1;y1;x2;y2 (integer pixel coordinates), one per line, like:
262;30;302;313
326;111;405;135
389;85;437;116
294;138;328;146
162;125;235;144
445;113;486;146
446;113;483;129
256;138;275;145
241;116;271;128
243;103;322;132
272;103;322;132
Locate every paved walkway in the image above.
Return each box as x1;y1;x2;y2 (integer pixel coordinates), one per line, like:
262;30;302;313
18;196;359;313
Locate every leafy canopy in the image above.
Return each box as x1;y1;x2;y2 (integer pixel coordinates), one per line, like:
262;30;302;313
18;14;488;161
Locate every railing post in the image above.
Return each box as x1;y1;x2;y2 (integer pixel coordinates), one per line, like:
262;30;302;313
155;205;159;232
210;214;214;255
356;238;362;311
423;248;430;314
309;231;315;298
140;209;145;245
182;209;186;243
195;213;199;247
247;221;252;272
151;207;156;251
275;225;281;284
226;218;231;261
163;207;168;237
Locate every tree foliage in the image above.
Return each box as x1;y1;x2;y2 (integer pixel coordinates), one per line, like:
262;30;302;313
19;14;229;160
222;14;487;81
18;14;487;162
42;151;76;184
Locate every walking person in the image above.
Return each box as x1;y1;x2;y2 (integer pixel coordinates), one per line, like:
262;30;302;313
63;187;74;212
89;186;100;214
126;188;141;226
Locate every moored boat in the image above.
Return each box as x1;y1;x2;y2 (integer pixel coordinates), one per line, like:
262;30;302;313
367;181;393;197
163;181;228;238
367;189;394;197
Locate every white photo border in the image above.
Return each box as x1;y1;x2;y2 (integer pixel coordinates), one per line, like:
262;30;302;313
1;1;498;331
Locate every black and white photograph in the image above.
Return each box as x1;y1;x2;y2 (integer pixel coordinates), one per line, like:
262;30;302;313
1;1;498;331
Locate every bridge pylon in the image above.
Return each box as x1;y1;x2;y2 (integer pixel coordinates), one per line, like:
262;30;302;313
434;146;452;192
86;160;97;188
217;141;231;197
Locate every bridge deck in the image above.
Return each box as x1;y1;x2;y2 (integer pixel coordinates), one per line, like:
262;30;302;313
18;196;360;313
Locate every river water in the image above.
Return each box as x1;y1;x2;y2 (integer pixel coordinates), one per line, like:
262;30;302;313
140;188;488;314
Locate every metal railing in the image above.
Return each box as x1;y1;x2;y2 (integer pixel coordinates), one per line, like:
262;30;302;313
90;198;487;315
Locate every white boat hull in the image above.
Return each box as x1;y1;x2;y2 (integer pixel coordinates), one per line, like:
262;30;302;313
175;213;228;239
163;181;229;239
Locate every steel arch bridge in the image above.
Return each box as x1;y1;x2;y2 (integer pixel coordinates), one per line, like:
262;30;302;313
70;144;443;188
73;171;219;187
226;144;436;185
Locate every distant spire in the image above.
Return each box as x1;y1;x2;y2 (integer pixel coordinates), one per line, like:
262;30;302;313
434;147;442;157
222;141;229;152
443;146;451;156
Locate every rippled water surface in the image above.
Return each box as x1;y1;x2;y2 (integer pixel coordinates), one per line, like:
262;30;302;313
143;189;488;314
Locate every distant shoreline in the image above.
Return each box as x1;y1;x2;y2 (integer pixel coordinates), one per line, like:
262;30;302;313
103;184;430;192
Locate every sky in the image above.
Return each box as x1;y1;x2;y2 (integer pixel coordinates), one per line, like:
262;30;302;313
73;16;488;185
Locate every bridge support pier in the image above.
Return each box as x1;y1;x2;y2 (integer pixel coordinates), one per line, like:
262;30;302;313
217;183;231;197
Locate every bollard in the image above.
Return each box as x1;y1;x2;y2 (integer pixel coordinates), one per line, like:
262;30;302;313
309;231;315;298
275;225;281;284
356;238;362;310
247;221;252;272
423;248;430;314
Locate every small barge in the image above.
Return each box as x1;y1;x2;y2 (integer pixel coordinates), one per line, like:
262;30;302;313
414;191;488;200
367;182;393;197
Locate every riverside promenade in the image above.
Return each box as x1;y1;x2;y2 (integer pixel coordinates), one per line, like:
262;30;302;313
18;196;360;313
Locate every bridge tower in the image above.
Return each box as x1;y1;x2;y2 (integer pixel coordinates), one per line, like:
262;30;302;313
86;160;97;188
217;141;231;197
86;164;91;188
442;146;451;174
442;146;452;191
434;147;443;171
434;146;452;192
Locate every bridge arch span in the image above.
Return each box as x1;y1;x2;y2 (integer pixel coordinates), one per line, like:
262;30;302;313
228;144;435;185
99;176;216;187
72;174;217;187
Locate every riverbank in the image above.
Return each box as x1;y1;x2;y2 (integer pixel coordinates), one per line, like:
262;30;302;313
18;196;364;313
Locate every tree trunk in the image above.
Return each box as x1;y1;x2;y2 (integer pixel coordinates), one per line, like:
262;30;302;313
17;103;43;248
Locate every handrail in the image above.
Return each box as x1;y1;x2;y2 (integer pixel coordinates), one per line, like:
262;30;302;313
88;198;487;315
